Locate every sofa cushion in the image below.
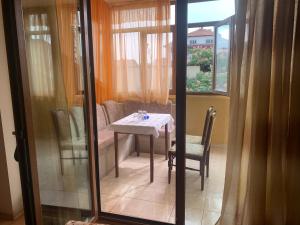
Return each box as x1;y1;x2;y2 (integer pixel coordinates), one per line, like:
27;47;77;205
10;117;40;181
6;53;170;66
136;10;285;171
123;100;172;116
103;100;125;123
96;104;108;130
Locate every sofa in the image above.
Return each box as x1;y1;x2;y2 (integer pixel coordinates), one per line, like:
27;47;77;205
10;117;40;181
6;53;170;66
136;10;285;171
52;100;176;178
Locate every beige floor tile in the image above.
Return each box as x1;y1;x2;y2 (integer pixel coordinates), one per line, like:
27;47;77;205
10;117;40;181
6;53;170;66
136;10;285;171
185;208;203;225
201;210;221;225
204;196;223;212
185;192;205;209
101;194;121;212
110;197;173;222
168;206;176;223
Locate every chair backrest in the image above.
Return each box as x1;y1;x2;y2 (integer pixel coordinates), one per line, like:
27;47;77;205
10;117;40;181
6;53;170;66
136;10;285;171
201;106;214;145
203;110;216;156
51;109;77;144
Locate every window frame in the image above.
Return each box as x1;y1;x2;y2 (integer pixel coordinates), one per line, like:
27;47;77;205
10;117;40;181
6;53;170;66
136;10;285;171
170;0;235;96
212;16;234;96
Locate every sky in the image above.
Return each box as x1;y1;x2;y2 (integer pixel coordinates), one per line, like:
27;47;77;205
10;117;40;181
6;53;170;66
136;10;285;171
171;0;235;26
174;0;235;40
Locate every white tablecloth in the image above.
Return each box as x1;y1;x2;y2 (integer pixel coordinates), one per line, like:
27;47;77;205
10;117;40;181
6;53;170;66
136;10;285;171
109;113;174;138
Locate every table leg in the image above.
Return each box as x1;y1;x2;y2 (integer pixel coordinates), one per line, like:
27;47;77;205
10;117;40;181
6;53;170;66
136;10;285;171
150;135;154;183
165;123;169;160
135;134;140;157
114;132;119;177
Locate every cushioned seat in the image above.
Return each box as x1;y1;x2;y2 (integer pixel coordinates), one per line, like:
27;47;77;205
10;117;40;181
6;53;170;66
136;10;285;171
186;134;202;144
170;143;204;159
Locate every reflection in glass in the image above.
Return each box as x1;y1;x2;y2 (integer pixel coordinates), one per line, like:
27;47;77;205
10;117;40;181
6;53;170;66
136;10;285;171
22;0;92;224
215;24;230;92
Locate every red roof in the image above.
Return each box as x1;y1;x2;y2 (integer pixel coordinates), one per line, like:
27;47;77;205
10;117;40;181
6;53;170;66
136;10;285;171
188;28;214;37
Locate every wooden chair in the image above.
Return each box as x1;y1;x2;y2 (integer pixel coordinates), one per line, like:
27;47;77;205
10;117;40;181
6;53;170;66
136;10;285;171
186;106;214;145
52;109;88;175
168;110;216;191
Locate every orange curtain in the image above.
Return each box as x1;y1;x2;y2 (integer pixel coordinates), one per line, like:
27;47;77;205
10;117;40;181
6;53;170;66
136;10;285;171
56;0;82;107
91;0;171;104
91;0;113;104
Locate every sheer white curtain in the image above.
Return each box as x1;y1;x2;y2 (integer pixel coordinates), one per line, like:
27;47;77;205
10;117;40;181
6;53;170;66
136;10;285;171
25;13;55;98
110;0;171;104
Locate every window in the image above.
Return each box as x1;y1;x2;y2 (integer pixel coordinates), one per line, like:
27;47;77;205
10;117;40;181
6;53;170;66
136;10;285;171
170;0;234;95
187;26;214;92
215;23;230;92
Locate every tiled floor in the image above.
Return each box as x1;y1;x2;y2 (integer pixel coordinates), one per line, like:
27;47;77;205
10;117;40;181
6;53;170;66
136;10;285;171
100;145;227;225
0;215;25;225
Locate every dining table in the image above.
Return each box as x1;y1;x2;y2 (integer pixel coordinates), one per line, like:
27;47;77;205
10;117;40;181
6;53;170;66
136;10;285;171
109;113;173;183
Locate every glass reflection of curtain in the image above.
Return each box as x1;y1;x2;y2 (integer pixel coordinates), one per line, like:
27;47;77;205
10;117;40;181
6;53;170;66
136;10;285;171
25;14;55;98
56;0;83;107
111;0;171;104
91;0;113;104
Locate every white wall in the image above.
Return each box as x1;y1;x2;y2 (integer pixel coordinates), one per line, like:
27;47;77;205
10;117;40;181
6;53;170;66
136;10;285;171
0;0;23;219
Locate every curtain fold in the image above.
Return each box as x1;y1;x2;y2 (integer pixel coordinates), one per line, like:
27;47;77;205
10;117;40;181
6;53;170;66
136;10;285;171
111;0;171;104
24;13;55;98
91;0;171;104
56;0;83;107
218;0;300;225
91;0;114;104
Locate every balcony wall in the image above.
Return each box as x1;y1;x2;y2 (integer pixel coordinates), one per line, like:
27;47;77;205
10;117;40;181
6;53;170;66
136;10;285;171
170;94;230;146
186;95;230;145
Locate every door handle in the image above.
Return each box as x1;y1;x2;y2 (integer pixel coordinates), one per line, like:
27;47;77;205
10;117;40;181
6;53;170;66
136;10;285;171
12;131;24;163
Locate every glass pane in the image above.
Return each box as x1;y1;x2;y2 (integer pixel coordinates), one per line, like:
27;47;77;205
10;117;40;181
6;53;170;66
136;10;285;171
21;0;93;224
185;5;230;225
215;24;230;92
188;0;235;23
187;27;214;92
97;3;175;223
170;4;175;25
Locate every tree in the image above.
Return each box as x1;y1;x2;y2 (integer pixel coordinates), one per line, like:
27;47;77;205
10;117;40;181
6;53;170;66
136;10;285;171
187;48;213;73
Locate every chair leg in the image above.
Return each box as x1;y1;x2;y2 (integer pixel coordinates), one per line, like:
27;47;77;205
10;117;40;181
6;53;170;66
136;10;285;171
168;153;174;184
206;154;210;178
59;147;64;176
200;161;205;191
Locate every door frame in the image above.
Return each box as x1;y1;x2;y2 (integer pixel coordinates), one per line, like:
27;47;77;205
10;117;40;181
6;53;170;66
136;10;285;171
2;0;42;224
2;0;188;223
1;0;100;224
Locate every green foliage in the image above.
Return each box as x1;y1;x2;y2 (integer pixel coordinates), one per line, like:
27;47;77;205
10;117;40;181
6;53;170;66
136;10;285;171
186;71;212;92
187;48;213;73
186;47;213;92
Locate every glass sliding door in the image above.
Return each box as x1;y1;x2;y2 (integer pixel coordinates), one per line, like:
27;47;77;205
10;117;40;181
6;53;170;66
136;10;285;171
185;1;234;225
8;0;98;224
